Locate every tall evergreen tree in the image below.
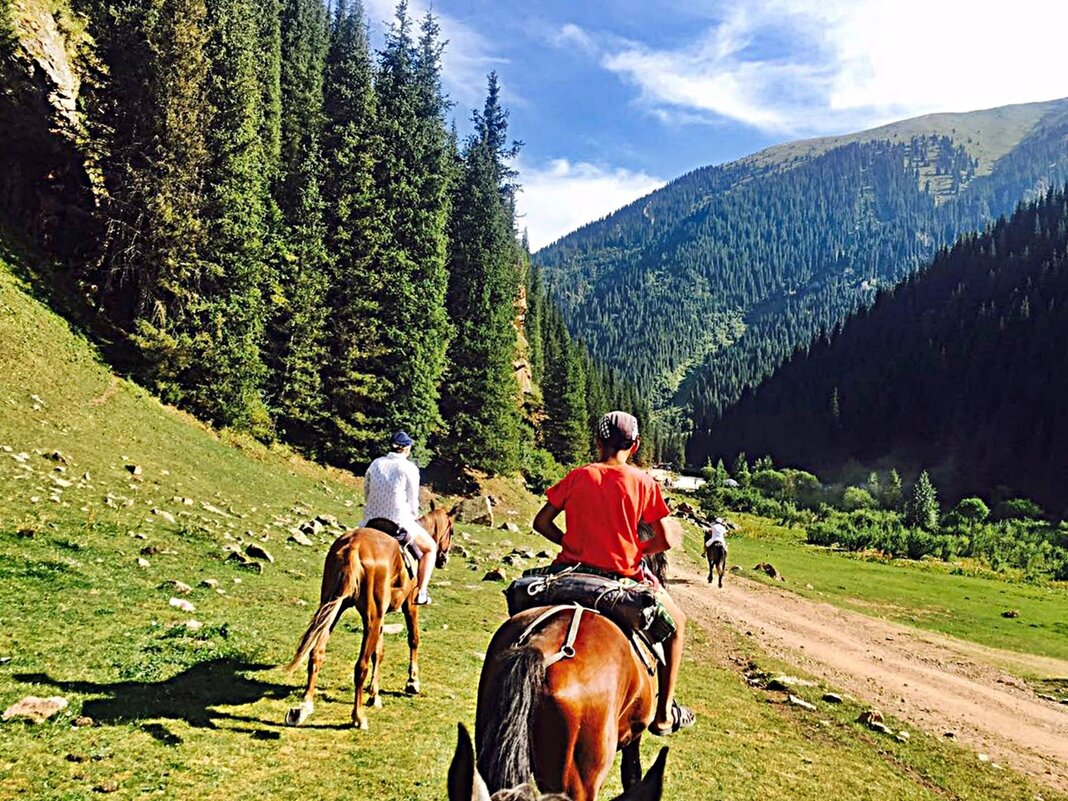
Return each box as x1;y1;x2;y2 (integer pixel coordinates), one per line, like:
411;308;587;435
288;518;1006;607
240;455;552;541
372;2;451;450
542;312;589;464
264;0;331;447
438;75;522;474
905;470;939;530
319;0;387;464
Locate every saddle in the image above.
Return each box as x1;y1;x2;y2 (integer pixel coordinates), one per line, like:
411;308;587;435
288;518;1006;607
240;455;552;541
365;518;420;580
504;565;675;656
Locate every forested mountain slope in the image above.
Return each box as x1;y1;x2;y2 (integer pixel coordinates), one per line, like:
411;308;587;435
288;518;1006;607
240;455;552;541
691;187;1068;513
535;99;1068;432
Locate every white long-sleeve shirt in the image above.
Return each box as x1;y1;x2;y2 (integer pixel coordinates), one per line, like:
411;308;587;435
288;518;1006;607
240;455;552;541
360;452;421;528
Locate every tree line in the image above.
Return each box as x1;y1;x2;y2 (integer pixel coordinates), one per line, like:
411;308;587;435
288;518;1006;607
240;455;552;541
693;186;1068;515
50;0;668;479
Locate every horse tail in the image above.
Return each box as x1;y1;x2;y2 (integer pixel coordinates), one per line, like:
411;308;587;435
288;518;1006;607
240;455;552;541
285;567;357;673
477;645;546;793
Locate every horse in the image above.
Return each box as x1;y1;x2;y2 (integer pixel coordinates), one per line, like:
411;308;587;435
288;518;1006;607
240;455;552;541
449;724;667;801
475;604;658;801
283;506;454;729
704;524;728;588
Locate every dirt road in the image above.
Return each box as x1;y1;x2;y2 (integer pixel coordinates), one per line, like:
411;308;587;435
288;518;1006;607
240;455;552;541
669;556;1068;791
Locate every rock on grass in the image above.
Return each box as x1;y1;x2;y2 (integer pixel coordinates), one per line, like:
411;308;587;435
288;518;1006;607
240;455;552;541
3;696;68;723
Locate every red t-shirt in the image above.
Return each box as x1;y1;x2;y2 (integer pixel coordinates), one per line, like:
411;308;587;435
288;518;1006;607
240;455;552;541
545;462;671;578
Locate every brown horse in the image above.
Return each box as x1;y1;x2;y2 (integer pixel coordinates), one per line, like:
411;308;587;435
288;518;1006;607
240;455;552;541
284;507;454;729
450;724;667;801
475;605;658;801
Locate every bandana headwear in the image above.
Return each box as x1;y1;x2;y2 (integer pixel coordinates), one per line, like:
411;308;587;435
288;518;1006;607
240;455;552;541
597;411;639;450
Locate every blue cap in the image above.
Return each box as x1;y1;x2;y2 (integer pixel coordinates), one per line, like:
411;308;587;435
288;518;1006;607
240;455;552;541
391;431;414;448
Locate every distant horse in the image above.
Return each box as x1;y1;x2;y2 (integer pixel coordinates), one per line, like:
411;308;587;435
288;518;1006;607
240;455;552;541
449;723;667;801
283;507;454;729
475;605;658;801
704;525;727;588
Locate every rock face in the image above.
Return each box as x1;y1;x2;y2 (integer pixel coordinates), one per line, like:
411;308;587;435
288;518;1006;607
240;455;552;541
0;0;97;256
453;497;493;527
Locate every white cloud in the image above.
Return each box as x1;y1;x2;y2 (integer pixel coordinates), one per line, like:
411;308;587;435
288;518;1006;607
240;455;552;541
516;158;665;251
362;0;511;108
569;0;1068;135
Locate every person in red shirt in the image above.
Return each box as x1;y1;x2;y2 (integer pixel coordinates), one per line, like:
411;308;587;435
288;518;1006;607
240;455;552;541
533;411;695;736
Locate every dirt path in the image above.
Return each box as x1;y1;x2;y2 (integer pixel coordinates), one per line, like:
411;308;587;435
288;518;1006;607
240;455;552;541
669;556;1068;792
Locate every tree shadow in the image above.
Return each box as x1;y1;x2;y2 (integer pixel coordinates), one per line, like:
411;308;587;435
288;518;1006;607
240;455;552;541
14;658;292;741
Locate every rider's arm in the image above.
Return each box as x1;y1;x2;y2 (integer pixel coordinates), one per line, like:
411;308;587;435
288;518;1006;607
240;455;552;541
533;502;565;545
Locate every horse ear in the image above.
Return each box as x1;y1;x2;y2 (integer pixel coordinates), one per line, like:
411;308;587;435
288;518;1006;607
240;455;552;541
448;723;492;801
612;747;668;801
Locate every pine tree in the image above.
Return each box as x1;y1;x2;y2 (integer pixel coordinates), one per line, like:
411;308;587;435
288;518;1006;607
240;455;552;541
904;470;939;530
372;2;451;451
883;468;904;510
265;0;331;448
542;313;589;464
438;75;523;474
733;452;750;487
319;0;388;464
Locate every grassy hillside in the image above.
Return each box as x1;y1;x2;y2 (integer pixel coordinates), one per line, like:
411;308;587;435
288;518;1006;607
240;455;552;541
0;240;1061;800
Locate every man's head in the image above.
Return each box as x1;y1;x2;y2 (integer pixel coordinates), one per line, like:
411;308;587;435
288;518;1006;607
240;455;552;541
391;430;414;454
596;411;640;459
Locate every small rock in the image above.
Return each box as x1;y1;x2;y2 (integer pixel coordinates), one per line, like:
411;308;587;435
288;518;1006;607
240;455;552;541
182;620;203;632
453;496;494;527
3;696;68;723
200;578;219;589
1001;610;1020;619
788;694;817;711
53;477;72;488
152;509;177;525
502;555;517;566
140;545;160;556
382;623;404;635
82;472;91;482
451;545;470;559
245;543;274;563
93;781;119;793
47;450;67;464
201;502;231;517
168;597;196;613
500;522;520;534
136;558;150;569
125;464;142;476
895;731;910;743
857;709;884;726
944;731;956;739
978;753;990;762
164;580;192;594
73;716;94;728
869;721;892;735
822;692;843;704
482;568;507;582
16;527;36;539
288;529;313;547
301;519;325;536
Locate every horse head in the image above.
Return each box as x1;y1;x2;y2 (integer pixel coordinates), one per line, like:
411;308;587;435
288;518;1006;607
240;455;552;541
422;505;455;568
447;724;667;801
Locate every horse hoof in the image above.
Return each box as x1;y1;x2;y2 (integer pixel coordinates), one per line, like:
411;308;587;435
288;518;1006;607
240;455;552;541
352;716;369;730
284;701;313;727
369;695;383;708
405;680;420;695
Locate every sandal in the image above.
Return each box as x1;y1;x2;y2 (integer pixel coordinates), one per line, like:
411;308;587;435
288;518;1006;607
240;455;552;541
649;700;696;736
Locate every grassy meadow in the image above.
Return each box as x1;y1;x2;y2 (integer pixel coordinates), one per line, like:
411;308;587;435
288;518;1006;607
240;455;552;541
0;243;1064;800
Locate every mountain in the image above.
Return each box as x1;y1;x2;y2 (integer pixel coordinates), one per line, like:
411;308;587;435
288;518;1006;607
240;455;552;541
535;98;1068;433
690;186;1068;513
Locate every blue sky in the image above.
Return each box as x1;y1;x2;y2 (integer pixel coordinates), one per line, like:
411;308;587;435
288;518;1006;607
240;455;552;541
363;0;1068;250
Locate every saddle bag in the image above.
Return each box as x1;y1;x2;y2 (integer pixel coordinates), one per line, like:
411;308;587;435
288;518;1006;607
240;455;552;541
504;566;676;645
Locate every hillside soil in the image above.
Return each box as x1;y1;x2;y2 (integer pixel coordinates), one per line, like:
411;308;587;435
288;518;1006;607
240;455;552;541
668;555;1068;792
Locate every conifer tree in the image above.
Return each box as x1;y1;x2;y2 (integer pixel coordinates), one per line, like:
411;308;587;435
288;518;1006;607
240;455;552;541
733;452;751;487
883;468;904;510
904;470;939;530
542;313;589;464
319;0;388;464
438;75;523;474
265;0;331;447
372;2;451;450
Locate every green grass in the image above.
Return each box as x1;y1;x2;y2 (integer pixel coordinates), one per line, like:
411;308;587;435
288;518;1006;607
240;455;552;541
685;512;1068;664
0;240;1064;799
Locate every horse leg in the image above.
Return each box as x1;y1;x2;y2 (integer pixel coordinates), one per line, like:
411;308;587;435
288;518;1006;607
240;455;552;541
366;620;385;708
353;605;380;730
403;597;421;695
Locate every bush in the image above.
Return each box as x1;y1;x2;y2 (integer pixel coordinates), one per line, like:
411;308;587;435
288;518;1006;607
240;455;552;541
842;486;877;511
751;469;787;497
904;529;937;560
992;498;1044;522
519;445;563;495
782;468;822;508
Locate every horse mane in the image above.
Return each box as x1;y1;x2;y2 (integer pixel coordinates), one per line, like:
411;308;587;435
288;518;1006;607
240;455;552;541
477;646;545;793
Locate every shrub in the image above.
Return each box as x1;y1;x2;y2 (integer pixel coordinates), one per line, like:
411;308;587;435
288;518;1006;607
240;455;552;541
842;486;878;511
751;469;787;497
992;498;1044;522
519;445;563;495
904;529;937;560
782;468;822;508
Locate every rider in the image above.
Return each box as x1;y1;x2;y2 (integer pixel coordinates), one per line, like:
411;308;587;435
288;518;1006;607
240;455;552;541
532;411;696;736
360;431;437;605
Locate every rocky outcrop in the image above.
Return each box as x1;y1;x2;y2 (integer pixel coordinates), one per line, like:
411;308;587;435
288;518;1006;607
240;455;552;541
0;0;97;255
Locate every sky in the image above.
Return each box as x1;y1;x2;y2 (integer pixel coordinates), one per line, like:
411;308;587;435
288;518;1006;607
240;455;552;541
362;0;1068;250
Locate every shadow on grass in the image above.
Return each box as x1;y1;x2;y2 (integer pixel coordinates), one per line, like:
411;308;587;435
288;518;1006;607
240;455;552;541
15;658;292;741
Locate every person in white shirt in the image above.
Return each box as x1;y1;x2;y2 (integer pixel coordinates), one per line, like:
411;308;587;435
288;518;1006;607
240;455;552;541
360;431;437;605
